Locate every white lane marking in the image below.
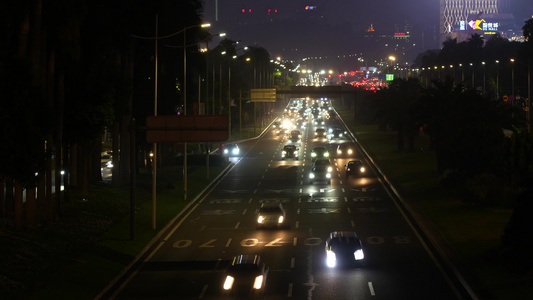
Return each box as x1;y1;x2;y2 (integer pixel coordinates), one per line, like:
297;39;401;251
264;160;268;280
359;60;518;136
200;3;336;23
342;188;345;193
293;237;298;246
242;208;247;215
297;208;301;215
351;220;355;227
234;222;240;229
291;257;295;268
344;196;348;202
347;207;352;214
295;221;299;228
199;285;208;299
248;198;253;204
288;283;293;297
368;282;376;296
225;238;232;247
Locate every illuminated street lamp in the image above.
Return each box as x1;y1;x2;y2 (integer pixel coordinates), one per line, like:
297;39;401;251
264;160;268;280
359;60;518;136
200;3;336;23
511;58;515;97
495;60;499;99
482;61;486;94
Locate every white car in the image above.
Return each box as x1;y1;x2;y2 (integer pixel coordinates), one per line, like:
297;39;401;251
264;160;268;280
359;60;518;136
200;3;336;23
325;231;365;268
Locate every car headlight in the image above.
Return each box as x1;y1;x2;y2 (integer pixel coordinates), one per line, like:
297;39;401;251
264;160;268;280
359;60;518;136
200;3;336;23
282;151;287;156
278;216;284;223
327;166;333;172
326;173;331;178
360;167;366;173
257;216;264;223
224;149;229;154
223;275;234;290
324;152;329;157
354;249;365;260
337;150;342;154
326;250;336;268
309;173;315;179
294;151;298;156
232;148;239;155
253;275;264;289
348;149;353;154
311;152;316;157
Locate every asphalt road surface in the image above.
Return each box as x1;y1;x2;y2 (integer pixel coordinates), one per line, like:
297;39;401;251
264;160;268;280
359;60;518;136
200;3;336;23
100;104;469;300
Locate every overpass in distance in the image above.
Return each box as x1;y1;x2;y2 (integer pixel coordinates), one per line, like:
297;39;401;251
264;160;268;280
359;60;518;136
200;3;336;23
272;85;360;105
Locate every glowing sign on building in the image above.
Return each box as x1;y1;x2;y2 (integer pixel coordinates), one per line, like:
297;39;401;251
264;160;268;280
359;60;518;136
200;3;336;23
464;19;499;31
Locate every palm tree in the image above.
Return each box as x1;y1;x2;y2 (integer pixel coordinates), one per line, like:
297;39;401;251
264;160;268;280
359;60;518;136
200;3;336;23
522;18;533;42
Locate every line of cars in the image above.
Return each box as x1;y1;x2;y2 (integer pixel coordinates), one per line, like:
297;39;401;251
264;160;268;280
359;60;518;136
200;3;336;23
220;100;367;297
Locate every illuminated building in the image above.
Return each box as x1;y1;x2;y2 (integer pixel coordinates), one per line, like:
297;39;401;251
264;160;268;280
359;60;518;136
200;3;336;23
440;0;514;42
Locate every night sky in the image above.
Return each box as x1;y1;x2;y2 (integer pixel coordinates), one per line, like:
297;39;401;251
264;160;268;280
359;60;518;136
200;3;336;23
202;0;533;64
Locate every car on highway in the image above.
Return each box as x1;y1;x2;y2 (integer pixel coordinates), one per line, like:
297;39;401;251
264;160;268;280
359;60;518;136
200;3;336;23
289;130;302;142
281;144;299;160
222;144;240;156
336;143;354;157
329;128;345;139
314;128;326;138
275;127;287;136
311;146;329;161
345;160;366;177
309;165;331;184
325;231;365;268
257;202;286;228
223;255;269;297
314;117;325;126
313;158;333;173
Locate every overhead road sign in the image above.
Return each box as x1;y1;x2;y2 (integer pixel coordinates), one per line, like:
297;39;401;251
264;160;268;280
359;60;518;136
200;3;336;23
146;115;229;143
251;89;277;102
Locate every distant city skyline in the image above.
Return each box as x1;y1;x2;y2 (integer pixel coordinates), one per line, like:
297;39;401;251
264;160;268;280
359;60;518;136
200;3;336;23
202;0;533;66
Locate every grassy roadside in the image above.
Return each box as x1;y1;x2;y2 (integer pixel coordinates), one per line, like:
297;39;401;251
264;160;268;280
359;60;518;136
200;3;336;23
335;105;531;299
24;164;229;300
20;126;269;300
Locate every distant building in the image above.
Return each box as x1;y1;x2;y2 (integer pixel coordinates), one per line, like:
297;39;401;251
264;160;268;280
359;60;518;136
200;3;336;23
439;0;517;43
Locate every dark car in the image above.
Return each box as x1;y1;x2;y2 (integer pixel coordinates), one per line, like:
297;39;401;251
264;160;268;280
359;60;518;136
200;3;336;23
311;146;330;161
345;160;366;177
329;128;345;139
325;231;365;268
309;166;331;184
314;128;326;138
257;202;286;228
289;130;302;142
223;255;269;297
275;127;287;136
313;158;333;173
223;144;240;156
336;143;354;157
281;144;299;160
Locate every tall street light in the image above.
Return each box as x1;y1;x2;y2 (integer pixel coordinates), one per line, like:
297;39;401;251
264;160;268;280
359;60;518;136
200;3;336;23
470;63;474;88
182;22;210;203
482;61;486;94
511;58;515;98
495;60;499;99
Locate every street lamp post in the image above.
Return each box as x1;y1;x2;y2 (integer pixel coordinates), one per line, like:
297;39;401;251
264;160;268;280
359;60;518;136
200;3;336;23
496;60;499;99
511;58;515;98
482;61;486;94
182;23;210;203
470;63;474;88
